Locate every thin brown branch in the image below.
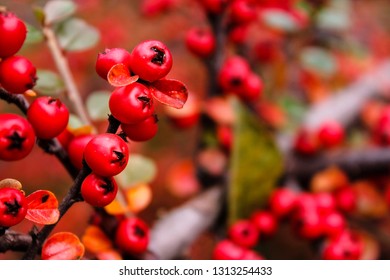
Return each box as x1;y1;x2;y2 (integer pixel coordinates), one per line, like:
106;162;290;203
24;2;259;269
0;230;32;253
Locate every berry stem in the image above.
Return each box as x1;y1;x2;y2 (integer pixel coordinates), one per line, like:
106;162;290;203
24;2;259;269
0;230;32;253
42;25;91;126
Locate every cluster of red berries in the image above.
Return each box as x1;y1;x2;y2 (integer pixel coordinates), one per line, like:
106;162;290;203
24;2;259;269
96;40;175;142
214;184;362;260
0;11;37;94
0;186;27;228
294;120;345;156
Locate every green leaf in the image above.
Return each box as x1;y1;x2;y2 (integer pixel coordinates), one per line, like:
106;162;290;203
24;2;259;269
300;47;337;78
228;98;283;224
25;24;44;44
44;0;76;25
55;18;100;52
86;91;111;121
68;114;84;129
261;9;300;32
34;70;65;96
316;8;350;31
116;154;157;188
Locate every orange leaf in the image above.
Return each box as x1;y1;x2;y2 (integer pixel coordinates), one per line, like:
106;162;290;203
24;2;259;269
82;225;113;254
25;190;59;225
96;249;122;260
107;63;139;87
42;232;85;260
150;79;188;109
105;198;128;215
126;183;152;213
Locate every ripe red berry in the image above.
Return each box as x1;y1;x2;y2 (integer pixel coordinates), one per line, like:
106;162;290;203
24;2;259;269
293;128;319;156
130;40;173;82
292;209;324;239
56;128;74;150
314;192;336;215
322;230;363;260
239;73;263;101
27;97;69;139
0;187;27;227
84;133;129;177
334;186;356;213
251;210;278;236
115;217;149;255
228;219;259;248
0;55;37;94
0;113;35;161
121;114;158;142
212;239;246;260
318;121;345;149
198;0;229;14
218;56;251;94
240;249;265;260
109;82;155;124
322;211;346;238
81;173;118;207
185;28;216;57
229;0;257;24
0;12;27;58
67;134;94;170
217;125;233;151
269;188;297;217
95;48;132;80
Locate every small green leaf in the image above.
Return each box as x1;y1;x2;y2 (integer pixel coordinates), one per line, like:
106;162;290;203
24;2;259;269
34;70;65;96
316;8;350;31
44;0;76;25
25;24;44;44
33;6;46;26
68;114;84;130
86;91;111;121
300;47;337;78
55;18;100;52
261;9;300;32
228;98;283;224
116;154;157;188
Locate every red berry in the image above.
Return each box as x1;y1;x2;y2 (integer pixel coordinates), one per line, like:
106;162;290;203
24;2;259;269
0;113;35;161
322;211;346;238
115;217;149;255
109;83;155;124
322;230;363;260
121;114;158;142
269;188;297;217
0;55;37;94
198;0;229;14
241;249;265;260
293;128;319;156
218;56;251;94
130;40;173;82
56;128;74;150
84;133;129;177
228;219;259;248
251;210;278;236
67;134;94;170
185;28;216;57
95;48;132;80
314;192;336;215
0;187;27;227
239;73;263;101
334;186;356;213
0;12;27;58
81;173;118;207
217;125;233;151
318;121;344;149
292;209;324;239
27;97;69;139
229;0;257;24
228;23;249;44
212;239;246;260
141;0;174;17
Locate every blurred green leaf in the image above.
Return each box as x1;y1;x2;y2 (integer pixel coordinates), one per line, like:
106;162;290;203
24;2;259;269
116;154;157;188
228;99;283;224
25;24;44;44
300;47;337;78
55;18;100;52
261;9;300;32
68;114;84;129
44;0;76;25
33;6;46;26
34;70;65;96
86;91;111;121
317;8;350;31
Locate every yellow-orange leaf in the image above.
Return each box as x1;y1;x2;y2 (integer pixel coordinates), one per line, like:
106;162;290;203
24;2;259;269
105;198;128;215
25;190;59;225
96;249;122;260
107;63;139;87
82;225;112;254
126;183;152;213
42;232;85;260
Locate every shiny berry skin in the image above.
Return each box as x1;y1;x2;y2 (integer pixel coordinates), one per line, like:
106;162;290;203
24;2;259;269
229;0;257;24
322;211;346;238
251;210;278;236
198;0;229;14
27;97;69;139
95;48;132;80
0;12;27;58
115;217;149;255
185;28;215;57
241;249;265;260
228;219;259;248
318;121;345;149
212;239;246;260
67;134;94;170
130;40;173;82
334;186;356;213
314;192;336;215
293;128;319;156
81;173;118;207
84;133;129;177
292;209;324;239
269;188;297;217
218;56;251;94
0;55;37;94
239;73;263;101
109;83;155;124
322;231;363;260
0;187;27;227
121;114;158;142
0;113;35;161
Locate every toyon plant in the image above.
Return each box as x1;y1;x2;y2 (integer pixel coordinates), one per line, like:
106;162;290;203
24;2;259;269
1;0;390;262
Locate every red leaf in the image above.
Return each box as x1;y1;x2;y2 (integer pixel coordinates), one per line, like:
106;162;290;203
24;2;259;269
150;79;188;109
42;232;85;260
25;190;59;225
107;63;139;87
